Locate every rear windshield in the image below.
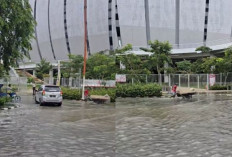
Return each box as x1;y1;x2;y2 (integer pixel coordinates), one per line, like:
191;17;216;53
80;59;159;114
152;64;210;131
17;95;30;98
45;86;60;92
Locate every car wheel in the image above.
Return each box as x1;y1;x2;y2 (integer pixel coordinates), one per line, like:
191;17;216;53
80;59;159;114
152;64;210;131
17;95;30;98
57;103;62;106
39;99;44;106
35;97;39;104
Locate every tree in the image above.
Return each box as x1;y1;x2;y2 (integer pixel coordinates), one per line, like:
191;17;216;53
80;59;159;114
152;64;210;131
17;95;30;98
35;59;52;80
86;53;118;80
110;44;132;55
140;40;172;74
176;60;192;73
140;40;172;83
0;0;35;74
195;46;212;54
61;54;83;78
118;53;150;75
191;59;204;73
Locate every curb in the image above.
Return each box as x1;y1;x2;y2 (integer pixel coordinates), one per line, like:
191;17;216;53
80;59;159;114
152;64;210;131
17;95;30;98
0;104;20;111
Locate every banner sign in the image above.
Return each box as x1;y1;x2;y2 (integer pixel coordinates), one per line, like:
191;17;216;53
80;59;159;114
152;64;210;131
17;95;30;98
116;74;126;83
209;74;216;86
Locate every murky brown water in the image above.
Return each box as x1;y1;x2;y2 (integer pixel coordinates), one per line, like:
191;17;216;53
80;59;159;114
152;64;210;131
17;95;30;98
1;94;232;156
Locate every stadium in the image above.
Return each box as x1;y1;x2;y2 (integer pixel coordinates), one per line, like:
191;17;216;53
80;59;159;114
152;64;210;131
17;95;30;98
28;0;232;63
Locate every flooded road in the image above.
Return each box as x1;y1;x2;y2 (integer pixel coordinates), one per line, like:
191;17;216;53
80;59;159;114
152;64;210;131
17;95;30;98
1;94;232;156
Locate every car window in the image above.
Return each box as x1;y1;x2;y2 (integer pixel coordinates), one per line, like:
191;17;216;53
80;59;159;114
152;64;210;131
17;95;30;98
45;86;60;92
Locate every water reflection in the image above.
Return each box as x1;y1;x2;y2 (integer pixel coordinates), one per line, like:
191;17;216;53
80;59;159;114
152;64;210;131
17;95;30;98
1;94;232;156
116;94;232;156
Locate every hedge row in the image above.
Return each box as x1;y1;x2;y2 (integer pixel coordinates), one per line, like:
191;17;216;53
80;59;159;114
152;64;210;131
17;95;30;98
209;84;227;90
61;87;82;100
116;83;162;98
61;83;162;102
0;97;11;107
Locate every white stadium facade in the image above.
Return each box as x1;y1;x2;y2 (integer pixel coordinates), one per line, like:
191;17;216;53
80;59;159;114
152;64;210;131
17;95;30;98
28;0;232;63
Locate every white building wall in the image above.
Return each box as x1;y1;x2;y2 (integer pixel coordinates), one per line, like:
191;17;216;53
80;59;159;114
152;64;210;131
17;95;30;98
87;0;110;53
66;0;84;56
28;0;232;62
117;0;147;47
28;0;41;63
50;0;69;60
36;0;55;61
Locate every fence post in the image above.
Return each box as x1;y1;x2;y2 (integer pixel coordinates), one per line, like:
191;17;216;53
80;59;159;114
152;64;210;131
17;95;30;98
197;74;200;89
169;74;171;87
220;73;222;85
188;74;190;88
132;77;134;85
179;74;181;87
207;74;209;90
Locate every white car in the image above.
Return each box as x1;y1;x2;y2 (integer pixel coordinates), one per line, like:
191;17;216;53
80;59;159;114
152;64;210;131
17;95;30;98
35;85;63;106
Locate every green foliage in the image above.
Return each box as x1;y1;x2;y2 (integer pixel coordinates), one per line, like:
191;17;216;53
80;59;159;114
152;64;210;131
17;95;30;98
195;46;212;54
86;53;118;79
209;84;227;90
111;44;132;55
27;77;33;83
118;54;151;75
0;0;35;73
90;88;116;102
140;40;172;74
35;59;52;80
61;87;116;102
191;59;204;73
176;60;192;73
116;83;162;98
61;54;83;78
0;97;11;107
61;87;82;100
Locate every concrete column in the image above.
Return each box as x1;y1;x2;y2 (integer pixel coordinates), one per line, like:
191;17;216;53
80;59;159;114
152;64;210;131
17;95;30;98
69;77;73;87
33;69;36;77
175;0;180;48
197;75;200;89
49;69;53;85
169;74;171;87
144;0;151;45
164;63;169;83
188;74;190;88
220;73;222;85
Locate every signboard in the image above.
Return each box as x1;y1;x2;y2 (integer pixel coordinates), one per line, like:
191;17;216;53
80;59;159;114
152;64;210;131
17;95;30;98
209;74;216;86
116;74;126;83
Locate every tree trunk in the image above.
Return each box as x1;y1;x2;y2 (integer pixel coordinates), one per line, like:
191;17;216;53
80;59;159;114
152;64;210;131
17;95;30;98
157;65;161;85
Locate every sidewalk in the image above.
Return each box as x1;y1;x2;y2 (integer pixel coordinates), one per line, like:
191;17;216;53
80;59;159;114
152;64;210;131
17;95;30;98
164;87;232;94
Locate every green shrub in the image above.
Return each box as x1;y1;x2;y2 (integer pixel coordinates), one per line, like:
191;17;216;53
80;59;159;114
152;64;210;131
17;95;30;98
61;87;82;100
27;77;34;83
0;97;11;107
90;88;116;102
61;83;161;102
209;84;227;90
116;83;162;98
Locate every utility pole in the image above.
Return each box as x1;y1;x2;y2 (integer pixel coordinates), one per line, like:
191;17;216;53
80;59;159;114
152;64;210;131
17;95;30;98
82;0;88;100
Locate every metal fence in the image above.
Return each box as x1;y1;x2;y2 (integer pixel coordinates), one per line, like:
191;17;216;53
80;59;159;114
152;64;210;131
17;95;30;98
121;73;232;89
0;77;28;94
44;77;116;88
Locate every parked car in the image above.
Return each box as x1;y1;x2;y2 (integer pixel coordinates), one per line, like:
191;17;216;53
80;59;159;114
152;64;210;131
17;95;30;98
35;85;62;106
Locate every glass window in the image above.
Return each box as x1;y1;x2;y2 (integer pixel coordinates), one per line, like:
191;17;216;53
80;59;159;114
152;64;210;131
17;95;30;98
45;86;60;92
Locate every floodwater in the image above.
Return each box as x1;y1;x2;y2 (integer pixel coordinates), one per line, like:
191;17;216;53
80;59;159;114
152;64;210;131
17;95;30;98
1;94;232;156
